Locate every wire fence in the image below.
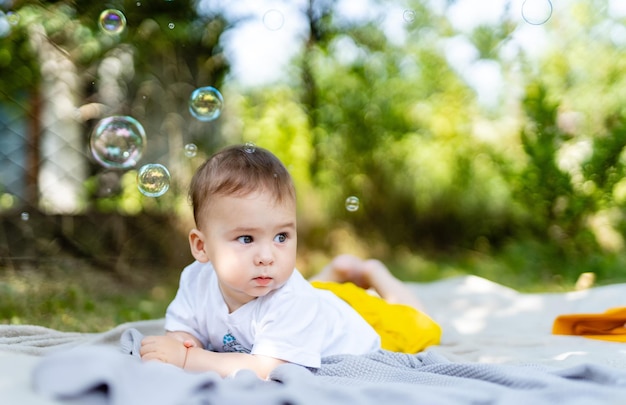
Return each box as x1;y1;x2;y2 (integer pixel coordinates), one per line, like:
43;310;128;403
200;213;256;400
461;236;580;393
0;88;195;272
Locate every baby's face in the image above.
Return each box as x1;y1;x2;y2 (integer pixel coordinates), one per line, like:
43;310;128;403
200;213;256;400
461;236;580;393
199;189;297;312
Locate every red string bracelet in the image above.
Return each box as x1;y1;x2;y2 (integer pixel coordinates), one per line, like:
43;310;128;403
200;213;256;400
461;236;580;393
182;346;190;370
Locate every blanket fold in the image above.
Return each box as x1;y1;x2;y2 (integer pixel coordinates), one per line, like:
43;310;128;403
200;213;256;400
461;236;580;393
552;307;626;342
29;330;626;405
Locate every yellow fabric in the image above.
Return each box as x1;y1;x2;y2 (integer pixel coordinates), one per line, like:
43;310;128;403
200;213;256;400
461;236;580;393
552;307;626;342
312;281;442;353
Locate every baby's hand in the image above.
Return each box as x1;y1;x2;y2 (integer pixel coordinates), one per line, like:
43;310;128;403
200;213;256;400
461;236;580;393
140;335;188;368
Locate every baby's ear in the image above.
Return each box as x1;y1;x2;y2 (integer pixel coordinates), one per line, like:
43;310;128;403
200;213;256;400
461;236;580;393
189;228;210;262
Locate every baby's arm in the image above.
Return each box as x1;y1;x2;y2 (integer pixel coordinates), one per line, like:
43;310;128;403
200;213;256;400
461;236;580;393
140;334;286;379
184;347;286;379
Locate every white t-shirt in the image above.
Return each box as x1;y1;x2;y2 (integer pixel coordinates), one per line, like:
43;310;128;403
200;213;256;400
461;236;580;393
164;261;381;368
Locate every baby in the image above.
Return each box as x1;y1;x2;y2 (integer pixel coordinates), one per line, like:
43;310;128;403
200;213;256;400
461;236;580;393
140;145;381;378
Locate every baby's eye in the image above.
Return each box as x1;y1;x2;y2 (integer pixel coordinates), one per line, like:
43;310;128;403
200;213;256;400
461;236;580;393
274;233;287;243
237;235;253;244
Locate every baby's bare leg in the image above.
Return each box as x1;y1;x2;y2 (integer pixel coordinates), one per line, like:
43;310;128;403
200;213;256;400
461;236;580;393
360;259;424;311
311;254;424;311
310;254;372;288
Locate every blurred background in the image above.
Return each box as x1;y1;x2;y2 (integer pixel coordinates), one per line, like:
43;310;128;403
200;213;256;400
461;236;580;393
2;0;626;331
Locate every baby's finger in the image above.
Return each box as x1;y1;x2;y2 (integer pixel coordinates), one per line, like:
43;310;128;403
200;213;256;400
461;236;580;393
141;351;165;363
141;336;156;346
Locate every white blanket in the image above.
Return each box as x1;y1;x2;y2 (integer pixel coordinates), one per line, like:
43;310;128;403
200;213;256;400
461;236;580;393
1;275;625;404
413;275;626;369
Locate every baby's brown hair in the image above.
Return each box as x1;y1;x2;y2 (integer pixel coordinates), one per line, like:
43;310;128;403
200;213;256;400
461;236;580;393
189;145;296;227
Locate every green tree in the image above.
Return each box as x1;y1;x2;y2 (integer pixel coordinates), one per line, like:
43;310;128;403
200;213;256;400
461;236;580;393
289;0;519;254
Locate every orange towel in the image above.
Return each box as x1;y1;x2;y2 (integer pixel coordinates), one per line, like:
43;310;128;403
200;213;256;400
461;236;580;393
552;307;626;342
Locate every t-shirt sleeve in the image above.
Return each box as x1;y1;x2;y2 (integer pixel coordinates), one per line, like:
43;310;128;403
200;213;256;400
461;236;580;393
250;291;328;369
164;264;204;343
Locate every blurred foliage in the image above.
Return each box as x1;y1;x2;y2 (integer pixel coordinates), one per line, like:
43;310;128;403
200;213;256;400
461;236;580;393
1;0;626;294
0;10;38;101
246;1;521;256
235;0;626;286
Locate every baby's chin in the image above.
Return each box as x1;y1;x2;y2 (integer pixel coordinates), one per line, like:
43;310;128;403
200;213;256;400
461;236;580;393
250;282;288;297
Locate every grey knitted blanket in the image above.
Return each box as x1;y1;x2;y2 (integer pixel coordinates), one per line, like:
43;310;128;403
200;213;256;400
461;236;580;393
31;327;626;405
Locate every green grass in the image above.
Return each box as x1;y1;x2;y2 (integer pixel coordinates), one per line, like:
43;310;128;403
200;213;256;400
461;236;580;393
0;260;179;332
388;239;626;292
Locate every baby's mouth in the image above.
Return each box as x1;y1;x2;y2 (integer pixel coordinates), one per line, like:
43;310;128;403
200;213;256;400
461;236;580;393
254;276;272;286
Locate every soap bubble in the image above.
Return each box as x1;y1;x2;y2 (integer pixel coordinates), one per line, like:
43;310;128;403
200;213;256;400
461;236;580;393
6;12;19;25
263;9;284;31
98;9;126;35
189;86;224;121
90;116;146;169
345;196;360;212
243;142;256;153
521;0;552;25
137;163;170;197
184;143;198;158
403;9;416;23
